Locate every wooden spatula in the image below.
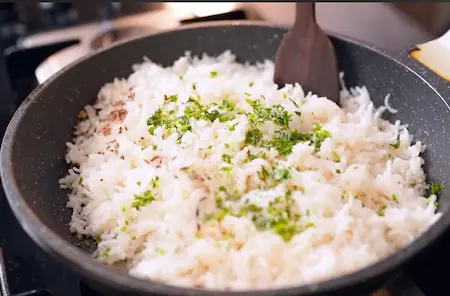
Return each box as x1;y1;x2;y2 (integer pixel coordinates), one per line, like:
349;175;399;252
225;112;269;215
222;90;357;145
274;2;340;103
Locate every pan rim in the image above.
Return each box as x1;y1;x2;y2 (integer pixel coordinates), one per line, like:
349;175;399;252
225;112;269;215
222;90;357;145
2;20;450;295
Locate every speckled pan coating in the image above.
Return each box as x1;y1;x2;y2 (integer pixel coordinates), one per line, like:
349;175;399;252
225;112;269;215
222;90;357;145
2;21;450;296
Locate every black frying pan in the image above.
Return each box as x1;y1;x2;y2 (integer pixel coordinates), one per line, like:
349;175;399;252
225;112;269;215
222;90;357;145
2;21;450;296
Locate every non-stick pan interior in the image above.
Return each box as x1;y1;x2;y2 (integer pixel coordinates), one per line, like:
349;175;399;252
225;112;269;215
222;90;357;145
3;23;450;289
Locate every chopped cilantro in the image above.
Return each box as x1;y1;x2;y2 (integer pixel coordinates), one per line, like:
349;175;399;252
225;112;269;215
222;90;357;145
430;183;442;196
336;169;341;174
246;99;291;129
289;98;299;108
392;194;399;203
209;71;218;78
150;176;160;189
267;130;312;156
78;177;83;185
222;154;232;164
246;150;267;162
224;143;230;149
218;113;235;122
132;190;155;210
245;128;263;146
156;248;165;255
229;122;238;131
313;125;331;152
217;207;229;221
136;181;141;186
147;108;164;135
221;99;235;111
390;138;401;149
274;168;290;182
165;94;178;103
249;81;254;87
220;166;232;172
331;151;340;162
102;247;111;258
257;165;270;181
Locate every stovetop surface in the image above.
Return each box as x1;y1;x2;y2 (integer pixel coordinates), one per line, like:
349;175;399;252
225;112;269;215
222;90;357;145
1;3;450;296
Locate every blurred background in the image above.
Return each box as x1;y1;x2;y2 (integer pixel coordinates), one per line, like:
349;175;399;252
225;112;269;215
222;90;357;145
0;2;449;296
0;2;449;123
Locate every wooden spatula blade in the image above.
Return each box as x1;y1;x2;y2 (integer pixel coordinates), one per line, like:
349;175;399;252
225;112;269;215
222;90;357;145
274;2;340;103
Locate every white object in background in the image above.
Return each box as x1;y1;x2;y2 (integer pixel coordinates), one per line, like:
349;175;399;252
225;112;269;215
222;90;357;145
410;29;450;81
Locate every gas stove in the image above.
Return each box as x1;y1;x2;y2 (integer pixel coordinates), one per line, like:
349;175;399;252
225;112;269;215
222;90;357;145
0;3;447;296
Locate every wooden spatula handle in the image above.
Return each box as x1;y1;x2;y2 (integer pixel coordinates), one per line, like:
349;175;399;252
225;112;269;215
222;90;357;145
294;2;316;28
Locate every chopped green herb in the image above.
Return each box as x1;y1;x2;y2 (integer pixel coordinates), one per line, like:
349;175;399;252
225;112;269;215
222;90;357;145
136;181;141;186
78;177;83;185
156;248;165;255
224;143;230;149
289;98;299;108
392;194;399;203
152;144;157;151
336;169;341;174
165;94;178;103
246;99;291;128
192;83;197;91
150;176;160;189
102;247;111;258
244;92;251;97
295;111;301;117
430;183;442;196
222;153;232;164
331;151;340;162
246;150;267;162
121;205;126;212
274;168;290;182
178;75;183;80
267;130;312;156
147;108;164;135
313;125;331;152
229;122;238;131
218;113;235;122
245;128;263;146
217;207;229;221
390;138;401;149
249;81;254;87
273;222;301;242
257;165;270;182
221;99;235;111
209;71;218;78
132;190;155;210
207;145;212;149
220;166;232;172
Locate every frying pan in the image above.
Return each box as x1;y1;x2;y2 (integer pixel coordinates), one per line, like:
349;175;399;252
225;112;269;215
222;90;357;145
2;21;450;296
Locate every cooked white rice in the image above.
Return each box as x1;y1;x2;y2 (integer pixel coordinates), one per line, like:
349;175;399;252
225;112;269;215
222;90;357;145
60;51;441;290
